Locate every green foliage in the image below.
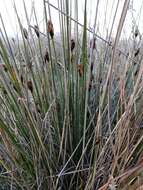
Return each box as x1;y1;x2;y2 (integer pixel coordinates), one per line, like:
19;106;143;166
0;0;143;189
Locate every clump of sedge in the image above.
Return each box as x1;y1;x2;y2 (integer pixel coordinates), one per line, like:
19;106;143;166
47;20;54;39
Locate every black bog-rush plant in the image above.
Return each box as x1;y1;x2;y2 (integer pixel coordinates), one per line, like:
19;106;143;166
0;0;143;189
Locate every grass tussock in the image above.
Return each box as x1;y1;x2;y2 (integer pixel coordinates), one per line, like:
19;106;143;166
0;0;143;189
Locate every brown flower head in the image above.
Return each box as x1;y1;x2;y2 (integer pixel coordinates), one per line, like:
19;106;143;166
77;64;84;77
44;51;49;64
47;20;54;39
27;80;33;93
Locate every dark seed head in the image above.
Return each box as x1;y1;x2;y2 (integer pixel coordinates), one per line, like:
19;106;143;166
34;25;40;38
71;39;75;52
3;89;7;95
95;136;101;145
90;62;94;72
134;49;140;57
13;85;18;92
117;77;120;81
44;51;49;64
77;64;84;77
2;64;8;72
88;82;92;92
90;38;96;49
27;81;33;93
36;103;41;113
47;20;54;39
20;75;24;85
1;87;7;95
135;28;139;38
134;69;139;76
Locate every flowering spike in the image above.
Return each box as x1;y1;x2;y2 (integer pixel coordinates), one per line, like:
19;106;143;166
47;20;54;39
